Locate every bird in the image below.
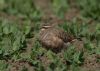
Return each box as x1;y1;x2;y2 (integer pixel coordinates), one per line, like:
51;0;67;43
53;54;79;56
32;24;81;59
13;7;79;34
39;23;74;52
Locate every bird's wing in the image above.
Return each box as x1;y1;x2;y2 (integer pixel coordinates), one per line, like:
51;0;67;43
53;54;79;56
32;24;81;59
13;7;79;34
57;29;68;42
54;28;74;42
51;28;68;42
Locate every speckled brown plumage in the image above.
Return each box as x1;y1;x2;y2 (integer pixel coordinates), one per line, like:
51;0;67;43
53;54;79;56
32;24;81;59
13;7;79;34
39;25;74;52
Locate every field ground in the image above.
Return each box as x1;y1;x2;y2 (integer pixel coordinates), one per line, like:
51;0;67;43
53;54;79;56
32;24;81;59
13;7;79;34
0;0;100;71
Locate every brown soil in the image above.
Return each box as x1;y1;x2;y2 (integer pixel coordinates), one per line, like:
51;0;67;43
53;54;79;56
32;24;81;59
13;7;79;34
82;54;100;71
7;60;35;71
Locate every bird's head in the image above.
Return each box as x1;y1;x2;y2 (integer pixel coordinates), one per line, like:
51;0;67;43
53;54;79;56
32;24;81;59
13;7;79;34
40;23;53;31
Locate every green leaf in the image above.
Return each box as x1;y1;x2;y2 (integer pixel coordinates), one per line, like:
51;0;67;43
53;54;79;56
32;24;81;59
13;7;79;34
0;60;8;71
84;40;94;50
64;45;75;62
2;25;10;34
73;51;83;64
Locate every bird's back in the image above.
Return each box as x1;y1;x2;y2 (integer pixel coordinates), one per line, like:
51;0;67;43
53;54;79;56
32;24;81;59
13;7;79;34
39;28;68;49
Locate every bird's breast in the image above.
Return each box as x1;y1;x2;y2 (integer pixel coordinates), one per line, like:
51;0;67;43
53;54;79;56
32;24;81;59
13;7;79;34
39;31;64;48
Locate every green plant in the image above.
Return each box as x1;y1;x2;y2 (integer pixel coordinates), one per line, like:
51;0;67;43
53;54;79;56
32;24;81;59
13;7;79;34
0;19;31;60
64;45;84;65
0;60;8;71
52;0;69;18
76;0;100;21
